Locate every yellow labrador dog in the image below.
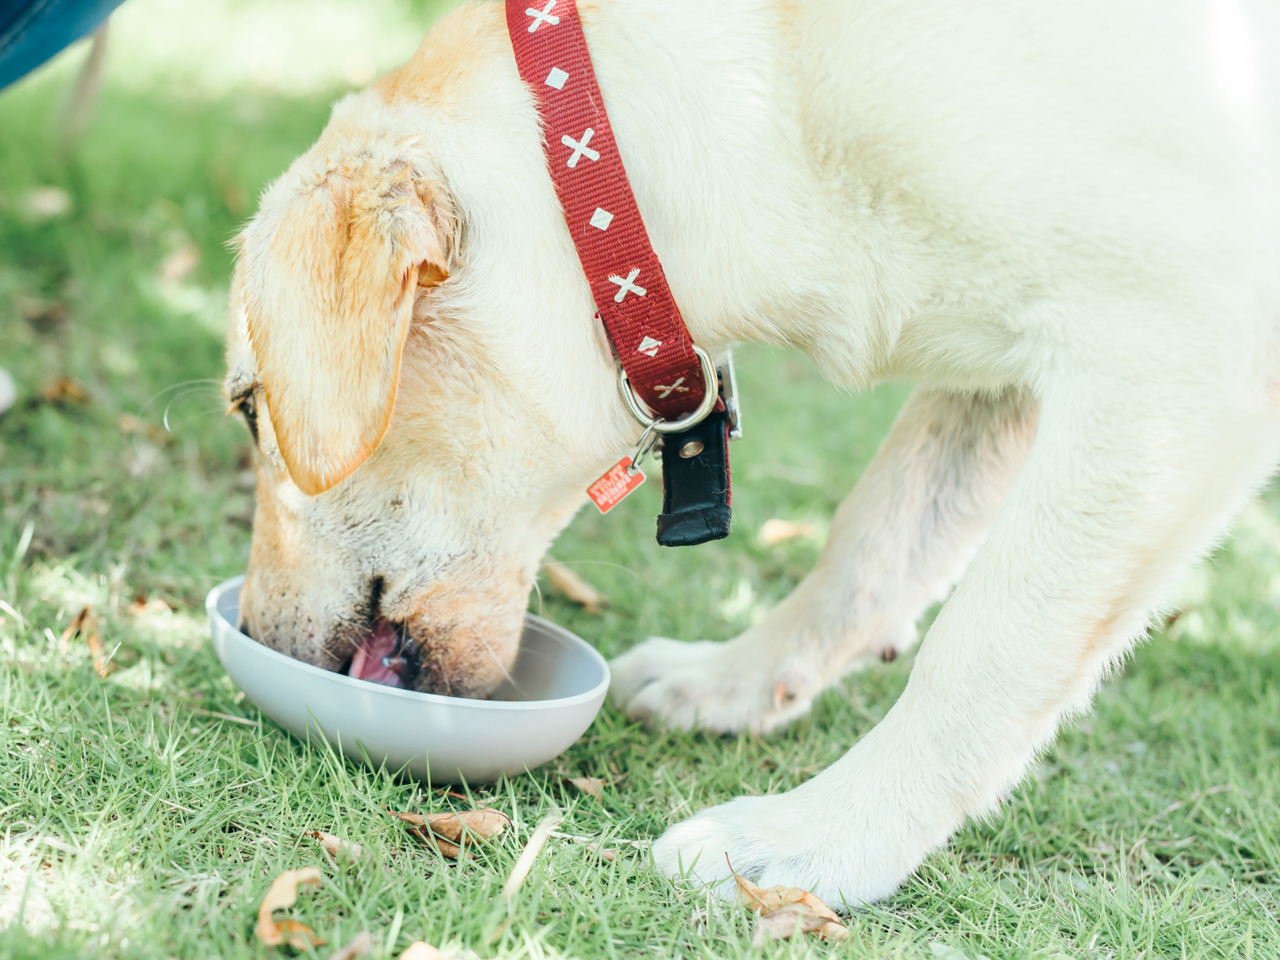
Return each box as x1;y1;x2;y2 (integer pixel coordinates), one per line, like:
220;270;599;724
223;0;1280;906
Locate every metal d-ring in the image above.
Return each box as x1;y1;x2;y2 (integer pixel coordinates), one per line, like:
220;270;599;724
618;345;719;434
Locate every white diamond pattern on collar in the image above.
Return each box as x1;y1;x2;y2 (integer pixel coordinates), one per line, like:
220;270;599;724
589;207;614;231
637;336;662;357
544;66;568;89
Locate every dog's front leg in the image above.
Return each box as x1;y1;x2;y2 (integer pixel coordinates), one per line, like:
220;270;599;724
610;387;1037;733
649;370;1280;906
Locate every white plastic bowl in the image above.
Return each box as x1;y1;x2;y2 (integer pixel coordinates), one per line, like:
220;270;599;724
206;576;609;783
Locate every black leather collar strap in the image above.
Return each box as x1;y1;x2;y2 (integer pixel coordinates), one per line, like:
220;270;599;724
657;402;732;546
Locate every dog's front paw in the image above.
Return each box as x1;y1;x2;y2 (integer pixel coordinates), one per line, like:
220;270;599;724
609;637;818;734
651;794;782;894
652;791;915;909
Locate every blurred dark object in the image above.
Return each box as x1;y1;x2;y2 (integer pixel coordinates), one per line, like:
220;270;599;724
20;296;69;333
0;0;126;91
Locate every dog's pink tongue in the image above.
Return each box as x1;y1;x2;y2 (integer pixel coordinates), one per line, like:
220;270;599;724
349;618;405;687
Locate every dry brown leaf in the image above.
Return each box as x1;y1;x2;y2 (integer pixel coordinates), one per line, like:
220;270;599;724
41;377;89;406
734;872;849;944
758;518;817;547
542;559;608;613
399;943;443;960
387;810;426;826
567;776;605;801
387;808;509;858
432;836;462;858
255;867;326;950
751;903;838;946
307;831;363;860
128;595;172;617
386;811;457;856
60;605;111;676
57;606;88;654
424;809;510;844
327;931;372;960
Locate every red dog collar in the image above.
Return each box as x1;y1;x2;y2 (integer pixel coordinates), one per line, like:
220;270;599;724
506;0;734;545
505;0;709;421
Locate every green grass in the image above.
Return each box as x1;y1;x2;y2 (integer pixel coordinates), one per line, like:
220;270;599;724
3;20;1280;960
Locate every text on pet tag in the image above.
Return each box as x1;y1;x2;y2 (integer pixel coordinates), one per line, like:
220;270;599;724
587;458;645;513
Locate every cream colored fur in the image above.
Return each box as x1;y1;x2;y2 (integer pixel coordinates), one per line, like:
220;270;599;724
224;0;1280;906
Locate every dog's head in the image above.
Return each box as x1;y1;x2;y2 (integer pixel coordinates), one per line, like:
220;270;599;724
223;10;639;696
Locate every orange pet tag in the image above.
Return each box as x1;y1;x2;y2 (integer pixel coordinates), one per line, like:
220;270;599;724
587;458;645;513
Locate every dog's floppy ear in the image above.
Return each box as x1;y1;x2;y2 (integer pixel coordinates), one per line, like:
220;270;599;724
240;164;454;496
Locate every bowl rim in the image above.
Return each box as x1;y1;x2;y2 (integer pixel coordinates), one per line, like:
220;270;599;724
207;575;611;712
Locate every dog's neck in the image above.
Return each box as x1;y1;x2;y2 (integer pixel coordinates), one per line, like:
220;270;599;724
561;0;934;388
371;0;936;393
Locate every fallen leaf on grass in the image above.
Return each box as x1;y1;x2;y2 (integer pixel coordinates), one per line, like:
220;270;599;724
127;595;172;617
256;867;326;950
41;377;89;406
388;808;509;858
734;871;848;945
326;931;372;960
400;943;443;960
307;831;363;861
751;903;838;946
411;809;510;845
566;776;605;801
60;605;112;676
758;518;816;547
542;559;608;613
